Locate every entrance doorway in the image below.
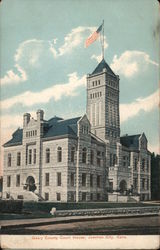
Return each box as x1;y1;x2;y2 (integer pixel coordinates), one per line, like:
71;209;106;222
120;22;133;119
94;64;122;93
25;176;36;192
119;180;127;194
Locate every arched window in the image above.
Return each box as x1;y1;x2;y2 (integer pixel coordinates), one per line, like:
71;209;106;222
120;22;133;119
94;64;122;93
82;148;87;164
7;153;11;167
46;148;50;163
71;147;75;163
90;150;94;165
57;147;62;162
17;152;21;166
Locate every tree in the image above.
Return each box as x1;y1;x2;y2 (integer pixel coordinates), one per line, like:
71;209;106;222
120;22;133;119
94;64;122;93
151;153;160;200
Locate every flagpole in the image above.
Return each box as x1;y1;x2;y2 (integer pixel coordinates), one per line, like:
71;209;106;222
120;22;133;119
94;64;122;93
102;19;104;60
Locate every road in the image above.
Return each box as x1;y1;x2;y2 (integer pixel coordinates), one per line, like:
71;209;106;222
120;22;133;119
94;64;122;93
1;215;160;235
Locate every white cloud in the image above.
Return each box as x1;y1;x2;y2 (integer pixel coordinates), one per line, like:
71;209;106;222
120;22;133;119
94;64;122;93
1;72;86;109
1;39;44;86
110;51;159;78
58;26;96;56
91;54;102;63
15;39;44;67
120;89;159;123
49;26;104;58
1;64;27;86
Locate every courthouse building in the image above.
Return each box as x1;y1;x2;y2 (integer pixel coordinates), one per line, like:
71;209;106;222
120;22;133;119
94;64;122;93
2;59;151;201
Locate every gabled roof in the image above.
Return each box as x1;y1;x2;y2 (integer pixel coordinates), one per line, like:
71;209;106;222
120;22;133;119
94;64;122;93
120;134;141;149
3;116;81;147
3;128;23;147
92;58;116;76
43;117;81;138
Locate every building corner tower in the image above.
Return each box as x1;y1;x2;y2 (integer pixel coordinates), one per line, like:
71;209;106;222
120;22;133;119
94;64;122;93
86;58;120;143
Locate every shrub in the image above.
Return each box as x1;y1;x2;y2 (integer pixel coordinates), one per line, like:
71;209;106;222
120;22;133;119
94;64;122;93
0;200;23;213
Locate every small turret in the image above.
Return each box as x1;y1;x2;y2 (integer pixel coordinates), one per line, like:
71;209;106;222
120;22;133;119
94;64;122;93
36;109;44;121
23;113;31;127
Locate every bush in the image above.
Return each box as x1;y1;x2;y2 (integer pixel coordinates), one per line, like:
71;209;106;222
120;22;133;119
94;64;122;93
22;201;156;214
0;200;23;213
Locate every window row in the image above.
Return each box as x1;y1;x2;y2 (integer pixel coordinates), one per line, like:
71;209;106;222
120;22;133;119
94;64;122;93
92;80;100;87
107;80;118;89
110;154;117;167
141;159;149;172
26;130;37;138
44;172;102;188
90;92;102;99
44;191;103;202
106;130;118;138
44;192;61;201
45;147;105;165
107;91;117;99
26;149;37;165
7;152;21;167
7;175;20;187
81;125;89;134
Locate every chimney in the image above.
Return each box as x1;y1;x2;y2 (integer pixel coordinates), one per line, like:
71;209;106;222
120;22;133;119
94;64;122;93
36;109;44;121
23;113;31;127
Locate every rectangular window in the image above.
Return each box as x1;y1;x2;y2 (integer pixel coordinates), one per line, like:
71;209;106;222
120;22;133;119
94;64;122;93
71;147;75;163
110;154;112;166
109;182;113;192
45;173;50;186
28;149;32;164
90;174;93;187
82;173;86;187
142;178;145;189
46;148;50;163
90;193;93;201
70;192;75;201
7;153;11;167
16;175;20;187
97;175;101;188
134;158;137;171
97;193;101;201
7;176;11;187
45;193;49;201
133;178;137;189
17;152;21;166
70;173;74;186
57;193;61;201
142;159;145;171
97;151;101;167
57;173;61;186
33;149;36;164
82;192;86;201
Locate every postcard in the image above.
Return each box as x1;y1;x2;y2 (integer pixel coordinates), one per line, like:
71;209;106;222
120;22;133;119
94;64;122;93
0;0;159;249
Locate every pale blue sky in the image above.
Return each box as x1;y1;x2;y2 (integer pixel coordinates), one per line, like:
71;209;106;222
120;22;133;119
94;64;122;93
0;0;159;159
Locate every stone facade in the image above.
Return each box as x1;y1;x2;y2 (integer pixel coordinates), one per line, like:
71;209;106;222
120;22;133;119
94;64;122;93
2;59;151;201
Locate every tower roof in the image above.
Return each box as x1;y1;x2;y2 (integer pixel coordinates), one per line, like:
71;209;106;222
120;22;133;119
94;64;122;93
92;58;116;76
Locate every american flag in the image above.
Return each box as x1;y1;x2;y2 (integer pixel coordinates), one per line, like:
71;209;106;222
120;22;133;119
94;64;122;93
85;24;103;48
